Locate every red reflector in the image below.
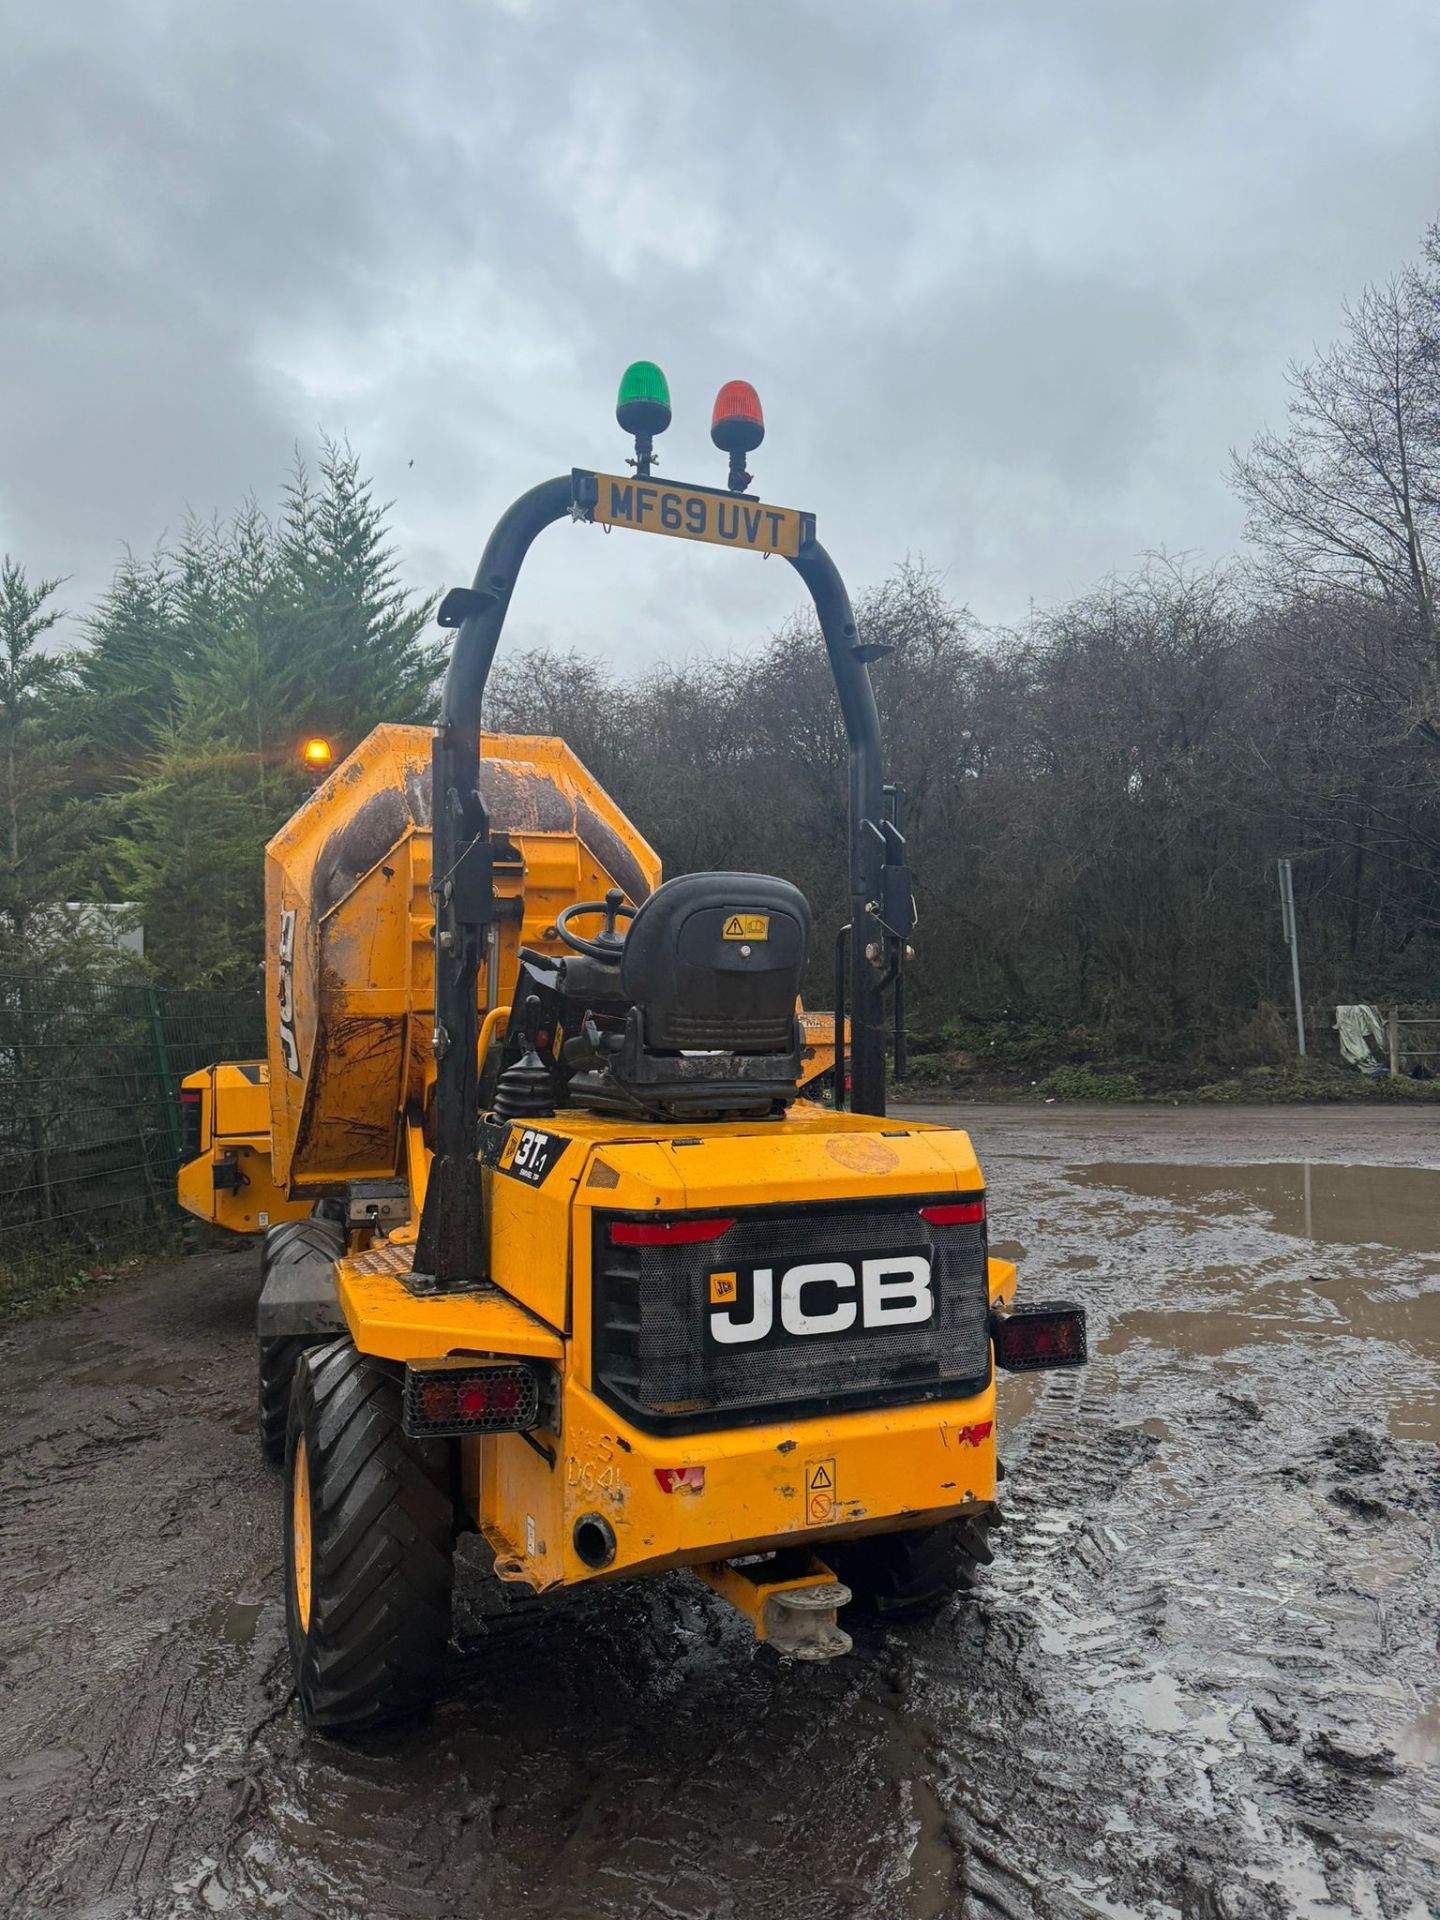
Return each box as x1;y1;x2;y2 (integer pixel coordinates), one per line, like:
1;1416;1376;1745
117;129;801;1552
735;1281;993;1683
456;1376;523;1419
421;1381;456;1423
992;1304;1088;1372
611;1218;735;1246
180;1089;201;1106
654;1466;706;1493
921;1200;985;1225
404;1364;542;1435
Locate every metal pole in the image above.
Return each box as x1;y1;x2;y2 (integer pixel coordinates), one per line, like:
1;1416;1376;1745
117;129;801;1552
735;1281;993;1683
884;783;908;1080
788;540;887;1116
1388;1007;1401;1078
145;984;183;1167
1277;859;1305;1059
417;476;573;1285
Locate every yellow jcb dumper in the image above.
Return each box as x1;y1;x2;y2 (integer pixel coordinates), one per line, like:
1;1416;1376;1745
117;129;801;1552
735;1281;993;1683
179;366;1086;1730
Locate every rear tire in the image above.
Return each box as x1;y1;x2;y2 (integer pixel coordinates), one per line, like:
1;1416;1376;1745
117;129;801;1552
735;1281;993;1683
831;1513;994;1623
284;1339;456;1733
256;1213;346;1463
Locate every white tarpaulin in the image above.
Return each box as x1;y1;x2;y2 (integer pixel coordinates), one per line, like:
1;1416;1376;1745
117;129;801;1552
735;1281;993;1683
1335;1004;1386;1070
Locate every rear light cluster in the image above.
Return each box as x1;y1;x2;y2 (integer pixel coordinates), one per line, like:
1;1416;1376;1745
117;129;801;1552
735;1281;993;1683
179;1086;203;1162
611;1218;735;1246
991;1302;1087;1372
403;1363;543;1437
920;1200;985;1226
610;1202;983;1244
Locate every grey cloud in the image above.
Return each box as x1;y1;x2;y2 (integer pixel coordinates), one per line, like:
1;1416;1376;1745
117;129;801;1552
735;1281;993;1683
3;0;1439;664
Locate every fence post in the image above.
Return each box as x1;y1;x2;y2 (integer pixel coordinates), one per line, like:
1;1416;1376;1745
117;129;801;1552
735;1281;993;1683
1388;1007;1401;1079
145;986;183;1167
1277;860;1306;1059
15;974;54;1221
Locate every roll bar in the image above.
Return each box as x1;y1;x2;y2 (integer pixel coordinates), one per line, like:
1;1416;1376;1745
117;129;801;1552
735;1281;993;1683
415;476;898;1284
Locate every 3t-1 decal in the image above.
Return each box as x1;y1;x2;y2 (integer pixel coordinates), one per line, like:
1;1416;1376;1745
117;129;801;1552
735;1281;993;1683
497;1126;567;1188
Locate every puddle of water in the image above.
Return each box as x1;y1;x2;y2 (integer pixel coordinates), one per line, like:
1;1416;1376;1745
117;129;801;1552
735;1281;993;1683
1108;1671;1242;1753
996;1371;1042;1430
1099;1277;1439;1373
1071;1162;1440;1254
198;1599;262;1648
1387;1389;1440;1443
1099;1295;1440;1443
1077;1159;1440;1441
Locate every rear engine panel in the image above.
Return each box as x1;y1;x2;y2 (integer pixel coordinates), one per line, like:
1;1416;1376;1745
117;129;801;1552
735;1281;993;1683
360;1110;1010;1592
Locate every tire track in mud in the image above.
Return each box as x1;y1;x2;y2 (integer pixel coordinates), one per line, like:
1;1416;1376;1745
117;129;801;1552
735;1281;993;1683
221;1575;950;1920
3;1113;1439;1920
0;1253;286;1919
924;1132;1440;1920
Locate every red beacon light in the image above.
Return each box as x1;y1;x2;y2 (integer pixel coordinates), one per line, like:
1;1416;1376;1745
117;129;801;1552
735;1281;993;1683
711;380;764;492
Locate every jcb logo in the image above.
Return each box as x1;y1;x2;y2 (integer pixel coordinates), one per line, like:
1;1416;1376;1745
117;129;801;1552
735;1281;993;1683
707;1254;933;1346
277;907;300;1076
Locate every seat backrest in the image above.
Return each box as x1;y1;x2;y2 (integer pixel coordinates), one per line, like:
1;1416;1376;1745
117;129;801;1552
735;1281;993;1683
619;872;810;1053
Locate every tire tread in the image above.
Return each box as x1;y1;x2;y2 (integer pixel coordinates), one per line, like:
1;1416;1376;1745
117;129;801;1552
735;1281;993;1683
832;1514;995;1622
285;1338;455;1732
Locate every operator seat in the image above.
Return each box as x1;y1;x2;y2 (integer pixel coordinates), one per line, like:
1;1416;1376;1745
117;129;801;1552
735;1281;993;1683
567;871;812;1119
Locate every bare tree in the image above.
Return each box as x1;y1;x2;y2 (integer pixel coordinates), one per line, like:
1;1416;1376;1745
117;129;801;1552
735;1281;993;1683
1232;273;1440;742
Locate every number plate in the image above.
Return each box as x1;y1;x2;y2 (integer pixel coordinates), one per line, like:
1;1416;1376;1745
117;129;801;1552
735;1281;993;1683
574;470;813;558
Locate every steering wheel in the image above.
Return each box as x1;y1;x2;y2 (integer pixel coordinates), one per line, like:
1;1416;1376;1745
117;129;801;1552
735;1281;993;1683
556;888;635;962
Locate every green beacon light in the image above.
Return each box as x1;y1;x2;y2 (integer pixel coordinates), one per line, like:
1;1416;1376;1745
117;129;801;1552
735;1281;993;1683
711;380;764;493
616;361;671;478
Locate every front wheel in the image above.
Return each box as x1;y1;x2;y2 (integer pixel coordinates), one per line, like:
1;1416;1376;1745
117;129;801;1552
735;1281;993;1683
285;1339;457;1732
830;1512;995;1623
258;1335;325;1463
257;1212;346;1463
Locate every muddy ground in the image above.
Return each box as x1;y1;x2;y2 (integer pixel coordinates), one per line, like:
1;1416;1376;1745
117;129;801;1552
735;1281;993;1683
1;1105;1437;1920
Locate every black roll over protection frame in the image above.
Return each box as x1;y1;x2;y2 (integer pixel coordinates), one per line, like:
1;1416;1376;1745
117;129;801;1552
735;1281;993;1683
415;473;913;1287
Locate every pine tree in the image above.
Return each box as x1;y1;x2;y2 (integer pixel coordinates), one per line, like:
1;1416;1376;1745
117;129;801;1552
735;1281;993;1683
81;442;442;983
0;559;80;963
277;439;444;746
74;551;189;775
105;699;284;986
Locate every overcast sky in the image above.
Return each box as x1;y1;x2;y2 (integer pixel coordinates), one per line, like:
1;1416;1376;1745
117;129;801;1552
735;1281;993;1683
4;0;1440;668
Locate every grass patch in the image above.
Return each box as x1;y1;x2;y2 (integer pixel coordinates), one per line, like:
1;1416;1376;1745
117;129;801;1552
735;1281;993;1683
0;1219;192;1323
1038;1065;1143;1102
1189;1061;1440;1103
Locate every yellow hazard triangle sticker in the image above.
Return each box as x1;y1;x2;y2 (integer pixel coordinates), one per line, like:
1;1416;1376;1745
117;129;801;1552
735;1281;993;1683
722;913;769;940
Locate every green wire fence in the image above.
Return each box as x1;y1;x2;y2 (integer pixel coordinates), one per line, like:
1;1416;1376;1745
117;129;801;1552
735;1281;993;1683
0;977;263;1300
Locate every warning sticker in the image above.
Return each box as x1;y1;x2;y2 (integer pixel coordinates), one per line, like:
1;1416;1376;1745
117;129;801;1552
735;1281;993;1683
722;913;769;941
804;1458;836;1526
709;1270;738;1306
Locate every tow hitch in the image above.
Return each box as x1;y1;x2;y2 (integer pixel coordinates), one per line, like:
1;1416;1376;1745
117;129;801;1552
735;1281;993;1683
692;1551;853;1661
